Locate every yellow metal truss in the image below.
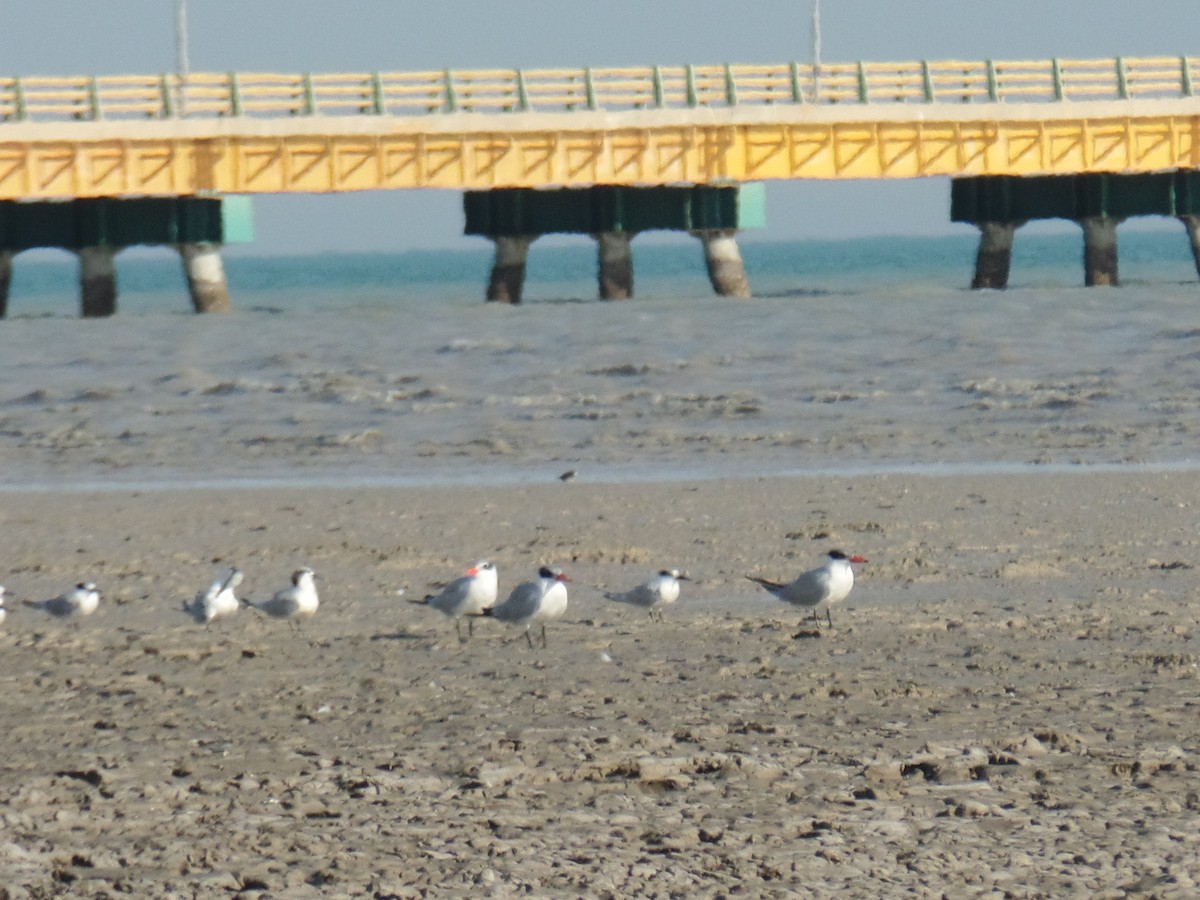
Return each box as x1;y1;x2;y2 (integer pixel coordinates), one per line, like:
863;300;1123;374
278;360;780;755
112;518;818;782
0;76;1198;199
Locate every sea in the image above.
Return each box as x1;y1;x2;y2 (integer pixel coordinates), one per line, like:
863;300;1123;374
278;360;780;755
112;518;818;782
3;226;1200;491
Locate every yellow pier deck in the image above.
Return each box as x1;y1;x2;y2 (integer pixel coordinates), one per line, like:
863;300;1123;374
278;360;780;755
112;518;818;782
1;55;1198;200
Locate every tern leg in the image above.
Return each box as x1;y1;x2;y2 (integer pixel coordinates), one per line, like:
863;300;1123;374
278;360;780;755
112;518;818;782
454;619;464;642
467;617;475;639
826;608;834;628
524;630;535;650
540;624;548;648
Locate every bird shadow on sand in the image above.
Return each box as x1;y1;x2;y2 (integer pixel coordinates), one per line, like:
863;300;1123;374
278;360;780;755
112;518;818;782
368;631;428;643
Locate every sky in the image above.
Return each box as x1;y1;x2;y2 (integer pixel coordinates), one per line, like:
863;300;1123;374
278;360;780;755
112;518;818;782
6;1;1200;255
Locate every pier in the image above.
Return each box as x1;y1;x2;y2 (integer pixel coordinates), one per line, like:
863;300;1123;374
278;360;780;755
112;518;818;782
0;54;1198;313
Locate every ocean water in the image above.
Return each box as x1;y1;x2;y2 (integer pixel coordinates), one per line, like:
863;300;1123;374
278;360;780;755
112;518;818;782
3;228;1200;489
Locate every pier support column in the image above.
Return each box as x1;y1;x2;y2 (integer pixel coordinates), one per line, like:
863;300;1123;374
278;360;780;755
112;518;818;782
76;246;119;317
486;235;535;304
178;243;232;313
1180;215;1200;281
0;251;12;319
1079;216;1122;287
695;229;751;298
595;231;634;300
970;221;1022;290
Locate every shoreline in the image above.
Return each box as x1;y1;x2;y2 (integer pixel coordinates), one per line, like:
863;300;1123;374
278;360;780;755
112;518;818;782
3;455;1200;494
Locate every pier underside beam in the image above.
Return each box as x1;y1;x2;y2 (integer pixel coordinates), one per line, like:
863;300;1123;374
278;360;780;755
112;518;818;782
0;197;252;317
466;184;764;302
953;172;1200;289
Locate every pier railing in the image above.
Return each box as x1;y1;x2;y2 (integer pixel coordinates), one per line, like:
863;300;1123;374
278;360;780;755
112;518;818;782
1;55;1197;122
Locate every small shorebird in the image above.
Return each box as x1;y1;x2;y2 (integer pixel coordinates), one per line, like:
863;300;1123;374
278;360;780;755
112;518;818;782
412;559;498;640
605;568;688;622
746;550;867;628
26;582;102;620
184;566;243;627
485;566;570;649
246;568;319;625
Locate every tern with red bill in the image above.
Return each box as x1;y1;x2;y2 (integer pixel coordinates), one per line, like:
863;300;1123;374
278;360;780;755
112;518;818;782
746;550;867;628
413;559;498;641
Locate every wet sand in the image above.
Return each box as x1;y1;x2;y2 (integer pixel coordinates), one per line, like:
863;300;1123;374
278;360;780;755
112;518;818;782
1;470;1198;896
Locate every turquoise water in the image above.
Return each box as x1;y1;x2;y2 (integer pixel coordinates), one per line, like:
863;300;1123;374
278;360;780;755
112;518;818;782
2;228;1199;487
9;227;1198;316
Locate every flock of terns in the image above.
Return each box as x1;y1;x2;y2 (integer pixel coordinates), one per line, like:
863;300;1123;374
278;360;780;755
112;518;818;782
0;550;868;646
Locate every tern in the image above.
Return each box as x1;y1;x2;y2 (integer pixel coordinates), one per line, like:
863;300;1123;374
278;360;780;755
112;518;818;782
25;582;102;620
605;568;687;622
484;566;570;649
184;566;243;627
246;568;319;625
0;586;6;627
412;559;498;640
746;550;867;628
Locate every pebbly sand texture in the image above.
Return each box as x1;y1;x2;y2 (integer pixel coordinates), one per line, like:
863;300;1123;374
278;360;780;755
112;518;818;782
1;470;1198;897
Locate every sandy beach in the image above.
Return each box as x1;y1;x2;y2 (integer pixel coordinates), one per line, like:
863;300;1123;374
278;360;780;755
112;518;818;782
1;469;1198;896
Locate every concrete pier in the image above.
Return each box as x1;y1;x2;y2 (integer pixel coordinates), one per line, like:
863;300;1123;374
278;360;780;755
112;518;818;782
178;243;232;313
1079;216;1121;286
970;221;1021;290
697;230;751;298
77;247;119;317
596;231;634;300
0;251;11;319
486;236;535;303
1180;216;1200;280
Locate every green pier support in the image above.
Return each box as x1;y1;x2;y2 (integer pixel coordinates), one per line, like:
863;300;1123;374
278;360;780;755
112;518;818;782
952;172;1200;288
465;184;765;302
0;196;253;317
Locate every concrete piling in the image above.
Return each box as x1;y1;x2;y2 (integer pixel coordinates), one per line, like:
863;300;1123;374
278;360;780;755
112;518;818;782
596;231;634;300
0;251;12;319
1079;216;1121;286
971;221;1021;290
178;243;232;313
486;236;535;303
76;246;119;317
1180;215;1200;280
696;229;751;298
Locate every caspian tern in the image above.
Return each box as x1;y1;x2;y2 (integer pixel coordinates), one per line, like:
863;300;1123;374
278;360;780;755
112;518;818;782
26;582;102;620
184;566;243;627
746;550;867;628
484;566;570;649
605;568;688;622
413;559;498;640
247;568;319;624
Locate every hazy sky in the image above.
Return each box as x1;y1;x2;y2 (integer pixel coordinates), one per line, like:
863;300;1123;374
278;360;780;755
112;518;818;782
7;1;1200;254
